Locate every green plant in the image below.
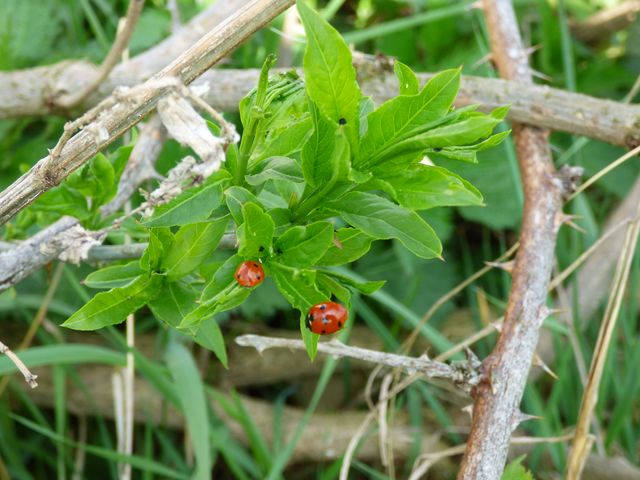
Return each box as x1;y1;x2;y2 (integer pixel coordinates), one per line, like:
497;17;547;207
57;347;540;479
59;0;506;362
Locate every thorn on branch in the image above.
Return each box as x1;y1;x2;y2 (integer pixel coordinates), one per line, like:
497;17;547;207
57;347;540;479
234;334;479;391
555;212;586;233
485;259;514;274
512;410;544;430
532;352;559;380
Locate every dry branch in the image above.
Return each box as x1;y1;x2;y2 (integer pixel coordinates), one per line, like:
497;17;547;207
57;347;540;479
0;0;295;227
3;62;639;149
235;334;480;393
571;0;640;44
457;1;569;478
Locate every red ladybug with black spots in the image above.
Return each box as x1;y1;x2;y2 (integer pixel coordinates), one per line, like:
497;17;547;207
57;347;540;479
305;302;347;335
235;261;265;288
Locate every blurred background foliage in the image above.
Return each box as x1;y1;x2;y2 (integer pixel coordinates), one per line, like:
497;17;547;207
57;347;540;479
0;0;639;478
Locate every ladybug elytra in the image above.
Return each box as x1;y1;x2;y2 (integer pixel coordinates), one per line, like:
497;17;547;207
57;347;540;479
235;261;265;288
305;302;347;335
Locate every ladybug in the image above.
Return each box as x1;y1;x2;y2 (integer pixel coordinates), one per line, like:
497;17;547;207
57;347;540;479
235;261;265;288
305;302;347;335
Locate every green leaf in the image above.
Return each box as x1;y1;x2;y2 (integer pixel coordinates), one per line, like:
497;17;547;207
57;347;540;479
275;221;333;268
192;318;228;367
237;203;275;259
383;164;483;210
301;101;338;189
180;285;250;328
297;0;361;150
249;117;312;166
270;263;327;359
319;269;384;294
84;261;145;289
180;255;251;329
62;274;161;331
140;228;174;272
407;109;505;150
90;152;116;207
33;186;89;219
328;192;442;259
431;130;510;162
246;156;304;186
143;181;224;227
394;60;419;95
295;130;351;217
202;254;244;300
501;455;534;480
165;341;212;478
225;186;260;225
355;68;460;168
240;61;309;170
316;273;351;307
317;228;374;266
148;282;198;327
162;218;229;281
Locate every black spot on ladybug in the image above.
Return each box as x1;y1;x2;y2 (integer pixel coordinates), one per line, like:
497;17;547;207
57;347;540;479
236;274;240;278
256;274;261;279
338;321;343;328
321;329;326;334
338;118;346;125
320;305;326;310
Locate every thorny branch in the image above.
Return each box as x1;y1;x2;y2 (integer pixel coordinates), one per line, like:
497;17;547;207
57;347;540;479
457;1;572;478
236;334;482;394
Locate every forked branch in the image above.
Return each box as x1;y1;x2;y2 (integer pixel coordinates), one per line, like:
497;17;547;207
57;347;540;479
457;1;568;478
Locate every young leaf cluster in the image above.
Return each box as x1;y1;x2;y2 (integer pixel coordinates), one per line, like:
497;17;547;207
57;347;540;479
60;0;507;361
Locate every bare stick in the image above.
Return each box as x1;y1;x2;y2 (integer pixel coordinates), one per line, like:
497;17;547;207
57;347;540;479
457;1;568;478
0;340;38;388
565;206;640;478
57;0;146;109
0;0;295;226
235;334;470;383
